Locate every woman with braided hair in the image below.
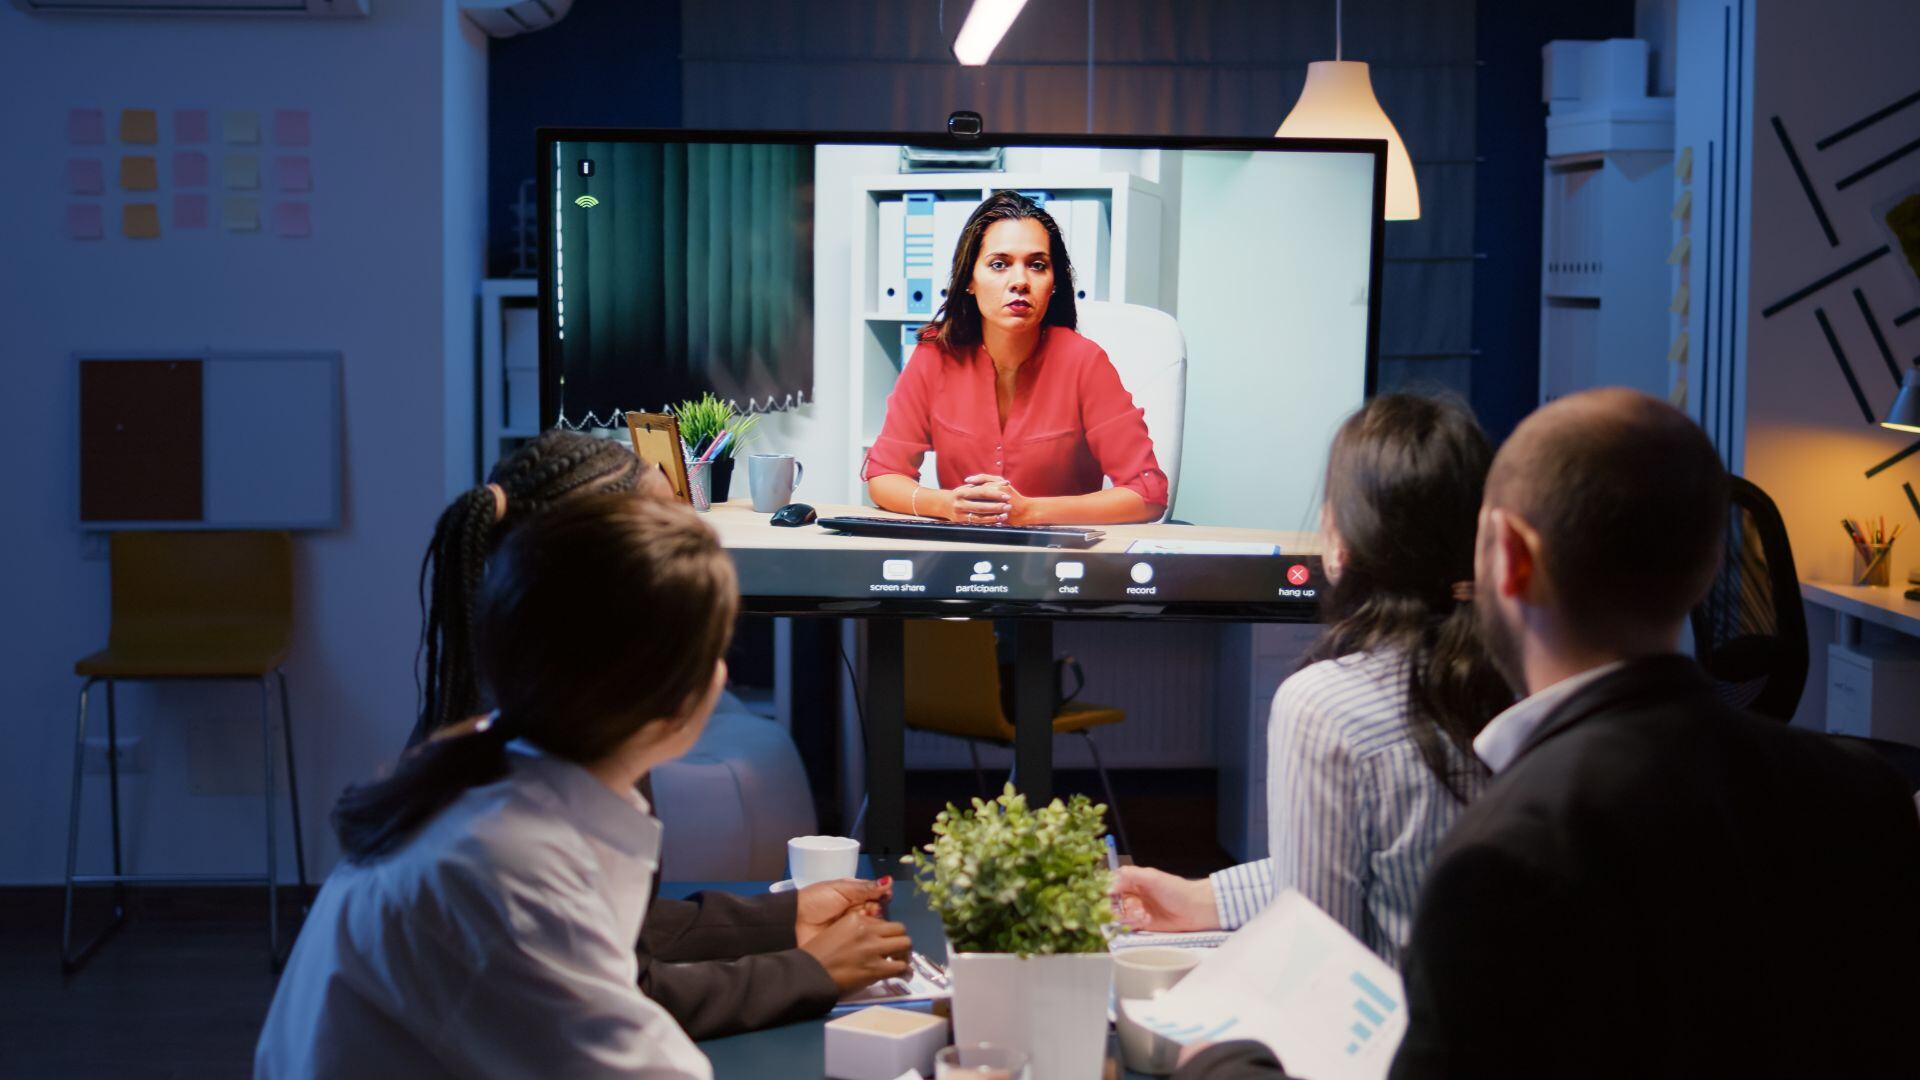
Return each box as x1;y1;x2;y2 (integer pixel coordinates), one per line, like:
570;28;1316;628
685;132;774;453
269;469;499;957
398;429;903;1042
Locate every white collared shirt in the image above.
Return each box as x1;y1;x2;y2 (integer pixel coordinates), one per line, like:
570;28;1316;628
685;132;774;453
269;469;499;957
1472;662;1626;773
255;741;711;1080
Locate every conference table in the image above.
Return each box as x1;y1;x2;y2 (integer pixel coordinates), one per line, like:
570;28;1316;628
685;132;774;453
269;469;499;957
666;875;1163;1080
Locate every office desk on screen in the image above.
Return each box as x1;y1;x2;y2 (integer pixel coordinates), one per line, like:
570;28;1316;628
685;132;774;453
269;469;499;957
703;499;1316;555
672;877;1154;1080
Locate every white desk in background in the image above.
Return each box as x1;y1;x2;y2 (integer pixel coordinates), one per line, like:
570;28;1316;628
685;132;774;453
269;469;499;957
1800;581;1920;746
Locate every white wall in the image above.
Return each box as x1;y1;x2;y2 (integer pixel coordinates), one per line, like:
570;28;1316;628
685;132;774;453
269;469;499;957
1174;151;1376;532
0;3;485;883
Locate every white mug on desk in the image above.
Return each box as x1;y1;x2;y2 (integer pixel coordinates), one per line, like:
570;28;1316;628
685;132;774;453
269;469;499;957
1114;946;1204;1075
788;835;859;886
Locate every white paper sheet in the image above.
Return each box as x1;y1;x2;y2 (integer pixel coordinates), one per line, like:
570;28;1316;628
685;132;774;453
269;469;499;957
1120;890;1406;1080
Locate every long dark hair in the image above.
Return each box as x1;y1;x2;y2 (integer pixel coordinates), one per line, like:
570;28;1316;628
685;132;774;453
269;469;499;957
410;431;641;747
1305;394;1511;802
920;190;1079;354
335;496;738;863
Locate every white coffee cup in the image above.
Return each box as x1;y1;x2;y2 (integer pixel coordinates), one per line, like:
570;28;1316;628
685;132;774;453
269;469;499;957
1114;947;1204;1075
788;835;861;887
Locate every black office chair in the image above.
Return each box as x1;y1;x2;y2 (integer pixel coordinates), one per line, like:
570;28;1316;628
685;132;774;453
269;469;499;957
1692;477;1920;793
1690;476;1808;721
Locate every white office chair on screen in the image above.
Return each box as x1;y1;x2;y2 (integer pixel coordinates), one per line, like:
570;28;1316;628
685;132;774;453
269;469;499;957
1074;301;1187;521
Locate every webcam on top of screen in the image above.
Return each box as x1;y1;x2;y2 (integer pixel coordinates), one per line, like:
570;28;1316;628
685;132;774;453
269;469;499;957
948;111;984;139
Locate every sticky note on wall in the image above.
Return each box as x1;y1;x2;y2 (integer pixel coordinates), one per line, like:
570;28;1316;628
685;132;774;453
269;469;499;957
273;156;311;192
224;110;260;145
174;151;209;187
174;193;209;229
123;203;161;239
272;109;310;147
67;203;104;240
224;196;260;232
68;108;106;145
224;154;260;190
119;109;158;144
175;109;210;143
120;155;158;191
66;158;104;195
273;202;311;238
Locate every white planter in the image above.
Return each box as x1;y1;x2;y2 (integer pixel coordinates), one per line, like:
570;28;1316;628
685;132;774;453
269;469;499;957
947;950;1113;1079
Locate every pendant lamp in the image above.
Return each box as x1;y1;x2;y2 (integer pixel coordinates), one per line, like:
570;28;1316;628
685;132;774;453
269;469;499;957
1276;0;1421;220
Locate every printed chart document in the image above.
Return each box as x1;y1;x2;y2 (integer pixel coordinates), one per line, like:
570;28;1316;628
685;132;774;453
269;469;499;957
1121;890;1406;1080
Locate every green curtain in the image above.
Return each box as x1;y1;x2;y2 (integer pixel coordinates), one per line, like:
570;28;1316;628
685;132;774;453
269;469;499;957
556;141;813;421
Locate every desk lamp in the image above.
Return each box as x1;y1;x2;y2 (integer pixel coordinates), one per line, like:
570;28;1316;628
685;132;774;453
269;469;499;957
1883;367;1920;434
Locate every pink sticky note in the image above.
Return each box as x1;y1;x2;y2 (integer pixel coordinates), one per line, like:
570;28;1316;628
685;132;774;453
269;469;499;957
174;151;210;187
272;109;310;147
272;201;311;238
173;193;210;229
175;109;210;144
68;109;105;145
66;158;105;195
273;156;312;193
67;203;104;240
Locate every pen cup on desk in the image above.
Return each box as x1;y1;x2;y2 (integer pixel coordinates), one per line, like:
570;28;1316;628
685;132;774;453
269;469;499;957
1854;542;1893;587
685;460;713;513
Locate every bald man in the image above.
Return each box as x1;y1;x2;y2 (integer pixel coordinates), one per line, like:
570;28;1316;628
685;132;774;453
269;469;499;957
1183;390;1920;1079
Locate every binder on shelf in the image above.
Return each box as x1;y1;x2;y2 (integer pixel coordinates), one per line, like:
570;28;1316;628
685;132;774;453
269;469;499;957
1069;199;1109;301
876;198;906;315
904;192;936;315
933;198;976;306
900;323;924;363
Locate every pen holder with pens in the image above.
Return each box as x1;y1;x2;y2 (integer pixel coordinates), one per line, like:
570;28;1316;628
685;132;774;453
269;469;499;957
685;460;713;513
1854;542;1893;587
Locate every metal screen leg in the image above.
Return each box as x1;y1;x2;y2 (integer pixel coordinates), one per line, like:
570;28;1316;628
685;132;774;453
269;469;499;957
260;678;280;968
1080;730;1132;857
966;739;988;798
864;619;907;860
277;671;309;895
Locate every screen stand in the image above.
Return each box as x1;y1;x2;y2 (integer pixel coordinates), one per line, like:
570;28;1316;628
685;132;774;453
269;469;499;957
861;618;1057;863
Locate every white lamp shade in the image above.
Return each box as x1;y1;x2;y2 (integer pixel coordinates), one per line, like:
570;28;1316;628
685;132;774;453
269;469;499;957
1277;60;1421;220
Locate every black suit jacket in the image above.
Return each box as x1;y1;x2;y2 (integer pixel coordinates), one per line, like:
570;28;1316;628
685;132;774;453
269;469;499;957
1183;656;1920;1080
638;889;839;1040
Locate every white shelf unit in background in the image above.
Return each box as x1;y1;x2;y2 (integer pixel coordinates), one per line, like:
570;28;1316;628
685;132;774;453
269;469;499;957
481;277;541;477
846;173;1169;494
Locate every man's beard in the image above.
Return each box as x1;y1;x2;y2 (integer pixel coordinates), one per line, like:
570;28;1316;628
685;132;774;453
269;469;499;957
1475;591;1527;697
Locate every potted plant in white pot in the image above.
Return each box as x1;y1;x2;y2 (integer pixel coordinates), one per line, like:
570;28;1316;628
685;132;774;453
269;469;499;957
910;785;1115;1079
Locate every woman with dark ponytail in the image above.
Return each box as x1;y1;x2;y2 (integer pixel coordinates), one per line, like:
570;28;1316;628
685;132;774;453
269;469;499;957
400;429;908;1042
1111;395;1511;966
255;497;900;1078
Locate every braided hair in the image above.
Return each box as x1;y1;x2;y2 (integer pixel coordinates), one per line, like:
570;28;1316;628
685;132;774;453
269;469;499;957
408;431;640;747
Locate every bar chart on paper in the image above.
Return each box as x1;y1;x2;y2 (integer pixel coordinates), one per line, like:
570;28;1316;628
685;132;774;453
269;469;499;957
1120;890;1407;1080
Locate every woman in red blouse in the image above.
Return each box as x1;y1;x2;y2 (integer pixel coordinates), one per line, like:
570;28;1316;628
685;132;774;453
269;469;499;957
863;192;1167;526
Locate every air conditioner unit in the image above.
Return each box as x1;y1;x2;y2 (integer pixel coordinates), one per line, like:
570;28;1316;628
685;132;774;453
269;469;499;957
459;0;571;38
11;0;367;15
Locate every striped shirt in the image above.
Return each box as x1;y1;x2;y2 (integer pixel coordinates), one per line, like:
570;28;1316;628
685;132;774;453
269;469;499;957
1208;649;1486;968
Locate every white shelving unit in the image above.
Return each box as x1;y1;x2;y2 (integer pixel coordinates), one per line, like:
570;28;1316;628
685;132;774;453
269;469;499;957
844;172;1172;494
480;277;540;477
1538;39;1676;405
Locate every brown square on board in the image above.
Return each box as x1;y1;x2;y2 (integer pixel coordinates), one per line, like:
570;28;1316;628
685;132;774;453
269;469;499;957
80;359;203;522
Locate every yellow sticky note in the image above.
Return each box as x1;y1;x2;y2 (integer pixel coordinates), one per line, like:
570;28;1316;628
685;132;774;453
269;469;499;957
122;203;160;239
119;155;158;191
119;108;158;144
1676;146;1694;184
1669;282;1690;315
1672;190;1693;220
1667;235;1691;265
1668;331;1690;363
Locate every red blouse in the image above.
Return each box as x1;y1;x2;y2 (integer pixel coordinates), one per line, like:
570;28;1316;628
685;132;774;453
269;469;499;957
862;327;1168;511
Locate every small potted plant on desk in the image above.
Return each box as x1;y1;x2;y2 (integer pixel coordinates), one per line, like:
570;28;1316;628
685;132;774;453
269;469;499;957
910;784;1115;1079
673;392;758;504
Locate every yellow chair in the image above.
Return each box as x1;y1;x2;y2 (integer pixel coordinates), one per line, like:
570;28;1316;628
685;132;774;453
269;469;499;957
903;620;1132;853
64;531;308;971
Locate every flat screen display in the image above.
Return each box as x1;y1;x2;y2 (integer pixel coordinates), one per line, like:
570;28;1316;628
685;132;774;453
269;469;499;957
539;130;1384;618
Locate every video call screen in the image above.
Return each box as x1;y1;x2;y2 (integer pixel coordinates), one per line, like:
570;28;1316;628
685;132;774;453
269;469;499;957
541;132;1383;617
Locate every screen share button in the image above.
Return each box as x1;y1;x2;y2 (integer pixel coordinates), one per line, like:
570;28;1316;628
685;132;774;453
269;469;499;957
870;559;925;593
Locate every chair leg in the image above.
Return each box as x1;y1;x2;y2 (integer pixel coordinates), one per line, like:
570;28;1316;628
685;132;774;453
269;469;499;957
277;671;309;897
62;679;123;973
259;678;281;969
1079;730;1132;858
966;739;989;799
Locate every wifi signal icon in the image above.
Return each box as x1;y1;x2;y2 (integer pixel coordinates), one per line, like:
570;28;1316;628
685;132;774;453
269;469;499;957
574;195;599;209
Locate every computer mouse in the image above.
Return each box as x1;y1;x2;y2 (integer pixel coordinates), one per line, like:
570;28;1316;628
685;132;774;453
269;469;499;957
770;503;817;527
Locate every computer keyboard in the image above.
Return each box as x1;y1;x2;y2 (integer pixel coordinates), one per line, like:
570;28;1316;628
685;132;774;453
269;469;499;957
816;515;1106;548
